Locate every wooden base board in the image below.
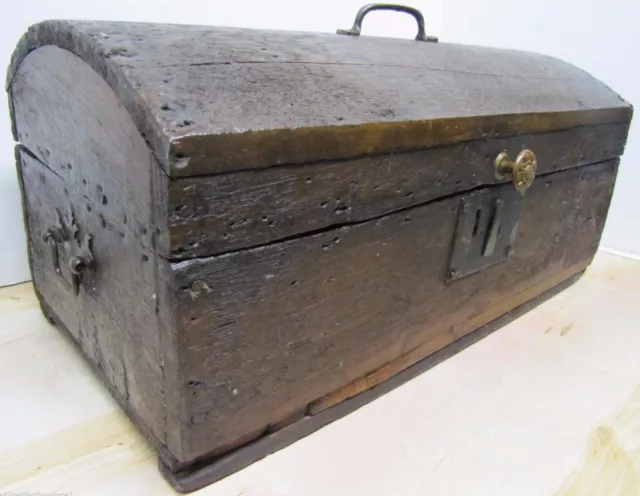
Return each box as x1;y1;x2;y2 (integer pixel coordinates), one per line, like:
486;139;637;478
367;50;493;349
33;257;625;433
159;270;585;493
34;290;181;473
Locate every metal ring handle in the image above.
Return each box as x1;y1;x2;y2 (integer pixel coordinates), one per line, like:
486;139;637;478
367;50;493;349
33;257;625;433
337;3;438;42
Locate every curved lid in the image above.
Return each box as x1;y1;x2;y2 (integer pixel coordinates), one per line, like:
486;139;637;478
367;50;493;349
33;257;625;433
7;20;632;177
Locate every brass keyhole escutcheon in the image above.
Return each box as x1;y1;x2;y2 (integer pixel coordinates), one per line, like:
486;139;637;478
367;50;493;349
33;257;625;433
495;149;537;194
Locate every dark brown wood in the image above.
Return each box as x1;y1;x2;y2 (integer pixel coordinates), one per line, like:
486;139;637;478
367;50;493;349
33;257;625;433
165;123;628;258
17;147;170;452
7;20;632;176
34;290;179;470
11;45;173;454
160;268;586;493
7;17;632;494
163;160;616;464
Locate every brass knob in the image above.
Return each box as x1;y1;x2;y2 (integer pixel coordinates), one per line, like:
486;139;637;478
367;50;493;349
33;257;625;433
495;149;537;194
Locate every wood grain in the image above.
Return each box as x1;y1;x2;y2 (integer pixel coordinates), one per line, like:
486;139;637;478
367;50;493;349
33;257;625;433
161;268;586;492
4;253;640;495
18;149;167;448
7;19;631;489
11;46;170;452
165;123;628;258
163;160;617;464
7;20;632;176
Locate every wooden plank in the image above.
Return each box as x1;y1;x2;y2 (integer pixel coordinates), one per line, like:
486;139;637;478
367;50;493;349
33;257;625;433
5;20;597;75
7;20;631;176
166;123;628;258
2;252;640;494
163;160;617;464
17;150;168;452
10;44;169;450
160;269;585;492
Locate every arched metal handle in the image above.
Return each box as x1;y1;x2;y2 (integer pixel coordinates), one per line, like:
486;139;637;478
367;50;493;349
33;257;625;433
337;3;438;42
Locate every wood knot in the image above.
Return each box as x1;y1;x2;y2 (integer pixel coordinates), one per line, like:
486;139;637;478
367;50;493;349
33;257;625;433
188;280;212;300
105;47;134;58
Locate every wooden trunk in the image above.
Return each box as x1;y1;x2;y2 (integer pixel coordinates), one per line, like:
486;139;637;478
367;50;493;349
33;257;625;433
7;10;632;492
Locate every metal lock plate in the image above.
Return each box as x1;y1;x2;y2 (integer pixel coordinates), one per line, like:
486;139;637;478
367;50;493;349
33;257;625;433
43;207;94;296
447;185;522;282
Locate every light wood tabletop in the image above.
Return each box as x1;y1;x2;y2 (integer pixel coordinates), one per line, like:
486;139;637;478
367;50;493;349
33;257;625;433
1;251;639;496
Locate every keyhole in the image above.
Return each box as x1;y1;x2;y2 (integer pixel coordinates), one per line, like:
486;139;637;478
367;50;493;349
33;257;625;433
482;198;504;257
472;208;482;238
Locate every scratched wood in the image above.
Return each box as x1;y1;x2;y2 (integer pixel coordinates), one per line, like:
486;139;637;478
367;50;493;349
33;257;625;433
165;123;628;257
7;16;633;493
164;161;617;464
162;269;587;492
7;20;632;176
2;252;640;495
10;47;171;456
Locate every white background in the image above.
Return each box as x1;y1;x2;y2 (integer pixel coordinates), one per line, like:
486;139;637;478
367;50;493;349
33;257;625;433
0;0;638;287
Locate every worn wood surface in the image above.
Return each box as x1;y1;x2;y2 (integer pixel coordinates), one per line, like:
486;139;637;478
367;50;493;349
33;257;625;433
164;160;617;464
166;123;628;258
17;148;169;456
2;252;640;495
7;20;632;176
11;46;171;453
7;18;633;491
162;269;586;492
